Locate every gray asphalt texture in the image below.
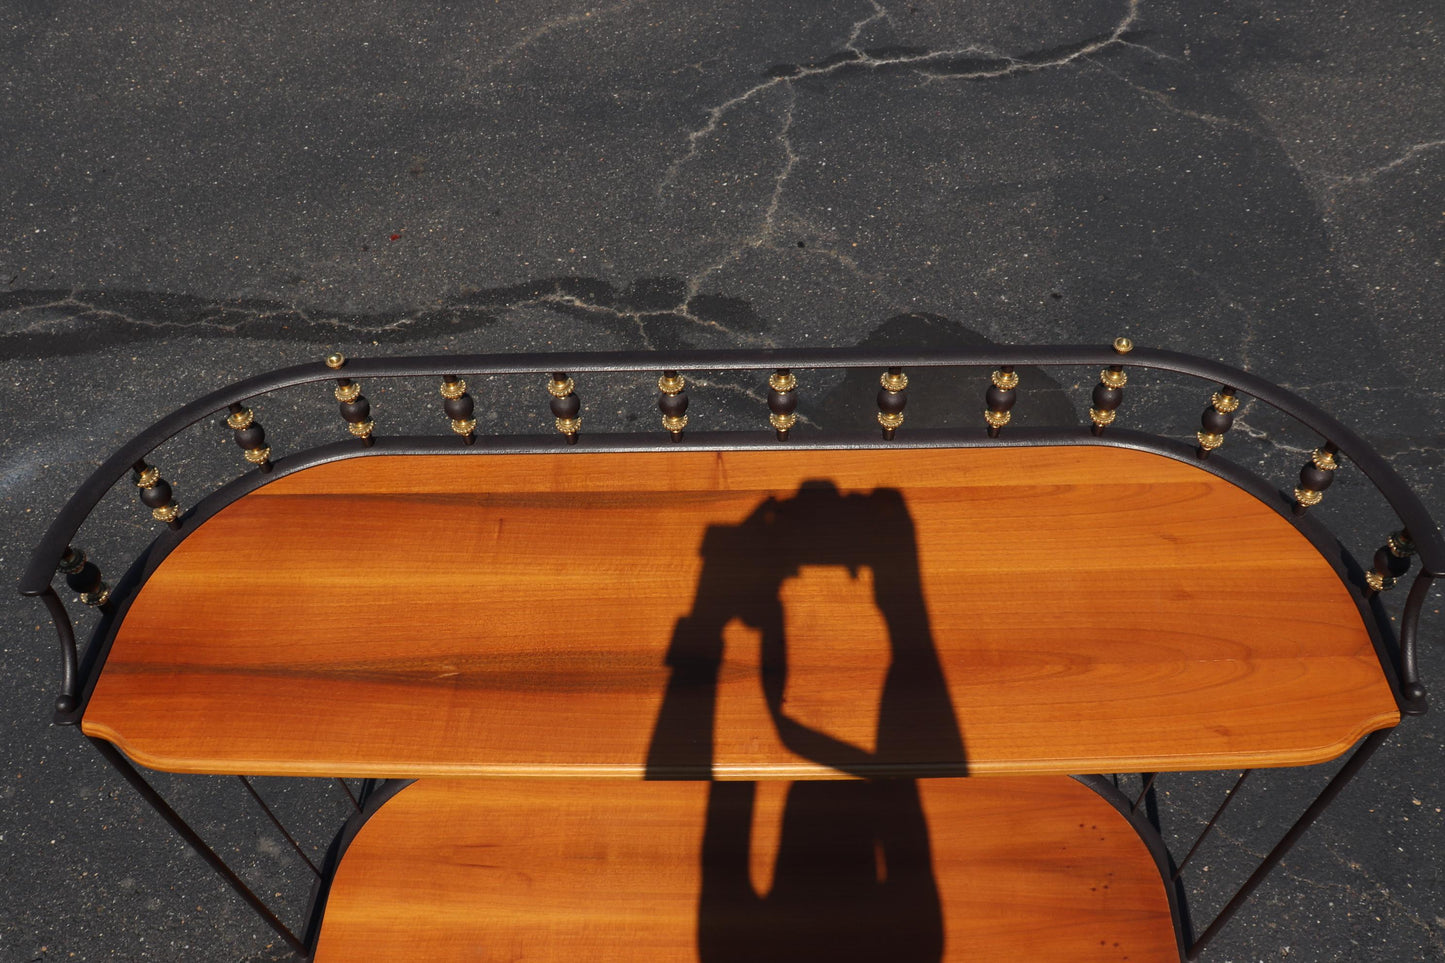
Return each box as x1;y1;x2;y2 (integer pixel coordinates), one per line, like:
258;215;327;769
2;1;1443;960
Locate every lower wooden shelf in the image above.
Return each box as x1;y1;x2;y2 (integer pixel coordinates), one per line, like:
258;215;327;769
311;776;1184;962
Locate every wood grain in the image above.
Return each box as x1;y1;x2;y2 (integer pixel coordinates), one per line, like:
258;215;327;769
82;447;1398;777
311;776;1182;962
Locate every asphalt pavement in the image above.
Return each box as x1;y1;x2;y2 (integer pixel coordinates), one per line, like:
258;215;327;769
2;1;1442;960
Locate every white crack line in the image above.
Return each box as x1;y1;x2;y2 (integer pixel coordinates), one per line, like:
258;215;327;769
1277;380;1429;396
1316;137;1445;217
1086;59;1254;132
659;0;1144;302
526;293;655;350
5;292;439;337
844;0;895;52
913;0;1145;86
658;79;784;194
508;290;776;347
474;0;644;77
688;375;820;428
658;0;892;194
660;0;1146;191
1167;257;1261;372
1312;837;1445;955
11;286;777;349
784;236;880;281
683;84;800;303
1325;138;1445;189
1230;417;1315;456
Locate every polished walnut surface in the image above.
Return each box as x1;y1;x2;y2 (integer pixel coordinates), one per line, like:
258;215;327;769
312;776;1181;962
83;447;1397;777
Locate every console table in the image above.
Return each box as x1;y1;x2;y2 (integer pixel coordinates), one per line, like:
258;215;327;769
23;342;1439;960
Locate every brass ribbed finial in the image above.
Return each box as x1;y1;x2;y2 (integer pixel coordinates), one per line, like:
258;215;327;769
657;371;688;441
984;367;1019;436
226;404;273;470
548;373;581;443
132;460;182;529
59;547;111;608
767;369;799;440
876;368;907;439
1292;443;1340;514
1365;529;1416;593
439;376;477;444
1196;388;1240;458
1090;348;1129;434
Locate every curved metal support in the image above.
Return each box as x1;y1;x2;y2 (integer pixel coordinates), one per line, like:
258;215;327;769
1398;570;1436;715
39;586;81;722
303;778;414;956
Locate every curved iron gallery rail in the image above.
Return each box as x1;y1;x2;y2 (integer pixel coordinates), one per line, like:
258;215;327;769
22;342;1443;720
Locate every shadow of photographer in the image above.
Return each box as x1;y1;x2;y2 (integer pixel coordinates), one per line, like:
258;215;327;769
646;480;967;960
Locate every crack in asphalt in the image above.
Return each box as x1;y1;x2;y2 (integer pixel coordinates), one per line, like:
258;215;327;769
1229;417;1318;457
657;0;1145;299
1314;839;1445;952
1317;138;1445;217
683;85;801;302
5;1;1155;360
1326;138;1445;189
519;291;752;348
1086;60;1255;133
0;278;780;357
658;0;893;194
661;0;1144;191
473;0;645;77
686;375;820;429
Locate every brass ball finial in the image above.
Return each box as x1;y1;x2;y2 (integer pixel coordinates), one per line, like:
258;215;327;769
325;352;346;370
1112;337;1134;355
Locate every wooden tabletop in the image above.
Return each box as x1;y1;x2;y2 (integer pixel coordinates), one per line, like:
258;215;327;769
312;776;1182;962
83;447;1398;777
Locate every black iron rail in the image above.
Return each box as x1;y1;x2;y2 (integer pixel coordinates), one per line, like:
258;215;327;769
20;346;1444;595
20;345;1443;724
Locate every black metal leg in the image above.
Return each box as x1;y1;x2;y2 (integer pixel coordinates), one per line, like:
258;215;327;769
1131;772;1157;814
1173;770;1252;881
334;777;361;812
238;776;322;878
1186;729;1392;960
87;737;306;955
